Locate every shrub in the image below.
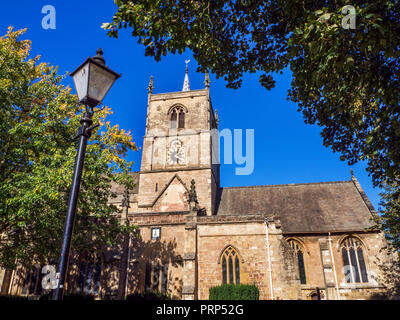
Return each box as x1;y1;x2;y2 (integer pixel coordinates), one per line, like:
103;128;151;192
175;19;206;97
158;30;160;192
0;294;29;300
39;292;95;300
209;284;259;300
126;290;170;301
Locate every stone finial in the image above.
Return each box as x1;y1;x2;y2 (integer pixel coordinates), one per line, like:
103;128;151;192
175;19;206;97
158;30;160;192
350;169;355;179
121;187;130;208
204;72;210;89
188;179;198;204
182;60;190;91
147;75;154;94
215;109;219;127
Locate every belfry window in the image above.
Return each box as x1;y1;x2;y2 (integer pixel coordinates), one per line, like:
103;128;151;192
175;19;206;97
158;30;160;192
170;106;185;129
288;239;307;284
178;109;185;128
341;237;368;283
220;246;241;285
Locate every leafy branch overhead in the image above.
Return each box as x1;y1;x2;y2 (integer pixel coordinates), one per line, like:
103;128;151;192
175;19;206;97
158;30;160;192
0;27;137;268
104;0;400;189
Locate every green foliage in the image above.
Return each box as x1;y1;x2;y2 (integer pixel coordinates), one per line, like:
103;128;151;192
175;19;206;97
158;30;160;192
104;0;400;189
0;27;137;269
209;284;259;300
126;290;171;300
378;182;400;250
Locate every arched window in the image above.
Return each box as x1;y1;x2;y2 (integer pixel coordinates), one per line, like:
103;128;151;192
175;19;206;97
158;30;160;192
76;255;102;295
144;260;168;293
21;264;43;296
220;246;241;284
169;106;186;129
341;237;368;283
288;239;307;284
179;109;185;128
170;109;177;128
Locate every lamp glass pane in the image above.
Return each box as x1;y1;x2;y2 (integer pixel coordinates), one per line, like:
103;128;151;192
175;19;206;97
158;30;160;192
88;62;117;103
72;63;89;101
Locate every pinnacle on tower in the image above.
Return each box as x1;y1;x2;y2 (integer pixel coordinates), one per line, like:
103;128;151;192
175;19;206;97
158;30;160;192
204;72;210;89
182;60;190;91
188;179;198;204
147;75;154;94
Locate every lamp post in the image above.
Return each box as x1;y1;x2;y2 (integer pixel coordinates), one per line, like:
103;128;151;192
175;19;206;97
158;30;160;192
53;49;120;300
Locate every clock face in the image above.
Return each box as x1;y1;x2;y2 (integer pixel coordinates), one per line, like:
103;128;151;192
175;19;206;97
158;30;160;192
167;140;185;165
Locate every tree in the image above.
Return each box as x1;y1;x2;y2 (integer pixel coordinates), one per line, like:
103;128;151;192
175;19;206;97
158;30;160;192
0;27;137;269
378;182;400;250
103;0;400;189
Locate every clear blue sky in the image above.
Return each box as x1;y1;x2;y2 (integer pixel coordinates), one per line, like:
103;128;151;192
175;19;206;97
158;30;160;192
0;0;382;209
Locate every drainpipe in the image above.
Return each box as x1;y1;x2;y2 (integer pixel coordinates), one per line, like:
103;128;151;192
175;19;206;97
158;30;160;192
264;218;274;300
124;234;132;299
8;269;15;295
328;232;341;300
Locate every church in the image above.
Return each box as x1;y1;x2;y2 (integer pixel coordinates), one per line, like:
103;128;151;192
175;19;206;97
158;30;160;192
0;66;390;300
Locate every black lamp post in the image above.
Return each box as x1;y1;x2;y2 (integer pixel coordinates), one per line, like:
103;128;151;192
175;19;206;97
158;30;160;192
53;49;120;300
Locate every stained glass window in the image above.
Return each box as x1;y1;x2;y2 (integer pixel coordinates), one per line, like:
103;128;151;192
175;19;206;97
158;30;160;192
222;257;227;284
220;246;241;285
235;256;240;284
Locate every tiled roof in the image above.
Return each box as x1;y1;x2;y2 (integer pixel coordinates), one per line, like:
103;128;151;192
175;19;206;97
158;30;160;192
215;179;376;233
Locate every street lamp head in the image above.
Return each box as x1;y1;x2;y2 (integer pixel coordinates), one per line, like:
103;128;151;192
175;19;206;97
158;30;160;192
70;48;121;109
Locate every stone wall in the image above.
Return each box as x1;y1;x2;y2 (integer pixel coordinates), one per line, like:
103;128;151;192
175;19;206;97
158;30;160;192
286;231;388;300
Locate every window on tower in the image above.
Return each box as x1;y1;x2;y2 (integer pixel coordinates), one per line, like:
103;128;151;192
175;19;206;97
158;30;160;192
178;109;185;128
170;109;177;128
169;105;186;129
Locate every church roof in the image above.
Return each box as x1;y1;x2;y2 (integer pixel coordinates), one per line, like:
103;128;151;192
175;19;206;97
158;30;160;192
110;172;140;194
215;179;377;234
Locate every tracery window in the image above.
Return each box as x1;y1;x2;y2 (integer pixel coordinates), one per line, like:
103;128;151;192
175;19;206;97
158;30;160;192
144;261;168;293
77;256;102;295
288;239;307;284
220;246;241;285
170;106;186;129
341;237;368;283
21;264;43;296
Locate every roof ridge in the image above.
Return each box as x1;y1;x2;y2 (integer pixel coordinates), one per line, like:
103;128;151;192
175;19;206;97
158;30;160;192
220;180;353;189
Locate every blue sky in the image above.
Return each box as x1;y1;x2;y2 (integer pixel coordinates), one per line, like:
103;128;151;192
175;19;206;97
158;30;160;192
1;0;382;209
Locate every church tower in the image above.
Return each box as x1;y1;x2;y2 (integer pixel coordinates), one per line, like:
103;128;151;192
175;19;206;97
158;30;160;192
137;63;220;215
